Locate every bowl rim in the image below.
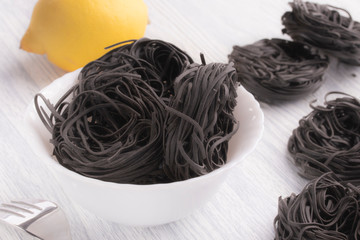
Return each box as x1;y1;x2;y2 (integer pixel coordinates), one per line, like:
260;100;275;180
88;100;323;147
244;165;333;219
25;69;264;190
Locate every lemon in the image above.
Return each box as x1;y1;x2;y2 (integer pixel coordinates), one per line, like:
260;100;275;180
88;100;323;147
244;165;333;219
21;0;148;71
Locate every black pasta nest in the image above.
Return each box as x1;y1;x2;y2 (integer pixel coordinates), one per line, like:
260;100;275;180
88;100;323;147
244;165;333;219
288;92;360;185
228;38;329;103
274;173;360;240
282;0;360;65
35;38;239;184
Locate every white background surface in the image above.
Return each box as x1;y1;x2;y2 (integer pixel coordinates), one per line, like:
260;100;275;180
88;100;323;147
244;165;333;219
1;0;360;239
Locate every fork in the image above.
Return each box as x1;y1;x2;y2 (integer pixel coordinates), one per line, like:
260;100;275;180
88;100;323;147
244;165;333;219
0;199;71;240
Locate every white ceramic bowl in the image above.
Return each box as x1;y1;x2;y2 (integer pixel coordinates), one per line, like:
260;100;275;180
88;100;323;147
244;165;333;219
24;69;264;226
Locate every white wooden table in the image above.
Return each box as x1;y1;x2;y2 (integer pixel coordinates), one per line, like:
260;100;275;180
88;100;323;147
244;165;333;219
1;0;359;239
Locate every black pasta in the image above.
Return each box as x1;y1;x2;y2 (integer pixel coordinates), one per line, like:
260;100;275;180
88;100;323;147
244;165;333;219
35;70;168;184
34;38;239;184
164;62;238;181
229;38;328;103
274;173;360;240
288;92;360;185
282;0;360;65
80;38;194;100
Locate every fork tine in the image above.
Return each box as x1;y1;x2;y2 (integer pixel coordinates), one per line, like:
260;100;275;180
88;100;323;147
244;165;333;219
0;199;71;240
0;205;28;226
2;203;34;214
0;201;42;223
11;200;43;210
1;199;57;222
0;207;26;218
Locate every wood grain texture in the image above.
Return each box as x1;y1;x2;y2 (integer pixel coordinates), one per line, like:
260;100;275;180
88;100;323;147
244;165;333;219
0;0;359;239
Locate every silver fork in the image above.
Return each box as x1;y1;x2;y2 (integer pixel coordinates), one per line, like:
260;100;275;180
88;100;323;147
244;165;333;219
0;199;71;240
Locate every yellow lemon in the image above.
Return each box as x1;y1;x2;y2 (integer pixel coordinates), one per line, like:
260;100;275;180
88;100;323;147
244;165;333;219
21;0;148;71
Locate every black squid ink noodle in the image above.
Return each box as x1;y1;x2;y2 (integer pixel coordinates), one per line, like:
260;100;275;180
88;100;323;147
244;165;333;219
274;173;360;240
34;38;239;184
282;0;360;65
164;62;238;181
229;38;328;103
288;92;360;186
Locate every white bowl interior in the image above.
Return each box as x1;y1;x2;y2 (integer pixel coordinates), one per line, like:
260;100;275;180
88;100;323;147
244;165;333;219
24;69;264;226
